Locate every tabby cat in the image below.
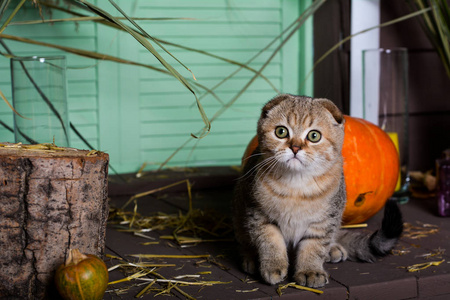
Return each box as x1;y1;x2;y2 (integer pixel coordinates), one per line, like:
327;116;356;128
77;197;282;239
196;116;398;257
233;94;403;288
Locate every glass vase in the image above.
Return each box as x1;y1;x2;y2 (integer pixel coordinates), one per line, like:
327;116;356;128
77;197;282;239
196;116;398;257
363;48;409;203
11;56;70;146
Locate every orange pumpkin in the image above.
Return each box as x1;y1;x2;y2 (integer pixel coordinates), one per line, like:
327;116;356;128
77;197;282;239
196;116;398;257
340;115;399;224
241;115;399;225
55;249;109;300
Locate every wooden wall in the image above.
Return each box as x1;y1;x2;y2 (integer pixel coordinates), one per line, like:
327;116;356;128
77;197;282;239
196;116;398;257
380;0;450;171
313;0;351;114
313;0;449;171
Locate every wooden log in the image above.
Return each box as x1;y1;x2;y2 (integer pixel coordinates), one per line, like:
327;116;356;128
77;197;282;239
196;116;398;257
0;143;109;299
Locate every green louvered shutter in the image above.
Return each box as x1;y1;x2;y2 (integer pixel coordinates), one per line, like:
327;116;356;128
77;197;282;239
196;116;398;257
0;0;313;173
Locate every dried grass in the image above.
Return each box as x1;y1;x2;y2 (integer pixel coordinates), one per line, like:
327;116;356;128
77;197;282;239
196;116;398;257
416;247;446;259
0;142;66;151
403;222;439;239
108;255;230;299
403;260;445;272
277;282;323;296
106;179;236;298
109;179;233;247
106;254;231;299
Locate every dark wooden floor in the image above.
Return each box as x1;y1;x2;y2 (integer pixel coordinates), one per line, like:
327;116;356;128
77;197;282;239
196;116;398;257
104;169;450;300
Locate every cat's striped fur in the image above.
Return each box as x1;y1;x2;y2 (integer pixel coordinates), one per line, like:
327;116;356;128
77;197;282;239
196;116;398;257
233;94;403;288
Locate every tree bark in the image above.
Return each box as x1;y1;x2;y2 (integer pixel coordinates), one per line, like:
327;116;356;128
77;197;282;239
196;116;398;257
0;144;109;299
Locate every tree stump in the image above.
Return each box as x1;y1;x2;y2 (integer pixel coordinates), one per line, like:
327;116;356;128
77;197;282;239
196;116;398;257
0;143;109;299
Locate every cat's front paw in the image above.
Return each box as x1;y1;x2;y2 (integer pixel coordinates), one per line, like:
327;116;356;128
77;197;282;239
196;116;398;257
260;259;288;285
294;269;328;288
242;257;256;275
326;243;348;263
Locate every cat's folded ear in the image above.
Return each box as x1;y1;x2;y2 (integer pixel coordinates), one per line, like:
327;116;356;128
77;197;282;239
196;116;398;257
315;98;344;125
261;94;292;118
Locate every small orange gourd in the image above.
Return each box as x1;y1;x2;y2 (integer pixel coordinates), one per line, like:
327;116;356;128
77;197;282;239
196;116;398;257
55;249;109;300
241;115;399;225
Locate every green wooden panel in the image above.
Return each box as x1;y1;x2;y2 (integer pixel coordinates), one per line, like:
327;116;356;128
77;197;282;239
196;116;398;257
140;37;279;51
0;0;313;173
135;9;281;22
139;0;281;8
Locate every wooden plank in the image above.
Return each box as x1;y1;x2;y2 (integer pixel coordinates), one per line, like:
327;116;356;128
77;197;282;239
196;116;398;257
347;278;417;300
139;146;247;167
136;8;279;25
296;0;314;96
138;50;282;66
139;90;276;108
140;132;254;151
139;36;279;52
139;65;281;82
139;77;280;95
140;117;258;136
67;68;96;81
138;0;281;9
418;274;450;298
139;103;261;123
68;96;97;111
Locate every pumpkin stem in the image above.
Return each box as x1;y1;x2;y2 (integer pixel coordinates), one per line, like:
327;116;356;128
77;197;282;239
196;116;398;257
66;249;88;266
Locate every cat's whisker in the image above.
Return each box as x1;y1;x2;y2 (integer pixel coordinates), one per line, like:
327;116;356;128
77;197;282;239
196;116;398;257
251;157;276;181
242;152;266;162
272;157;285;179
254;157;277;178
239;155;276;180
255;157;280;183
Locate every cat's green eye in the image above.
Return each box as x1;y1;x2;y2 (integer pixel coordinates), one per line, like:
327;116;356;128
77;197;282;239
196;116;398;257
307;130;321;143
275;126;289;139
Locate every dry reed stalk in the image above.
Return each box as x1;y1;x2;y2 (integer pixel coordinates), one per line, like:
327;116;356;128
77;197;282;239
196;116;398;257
416;248;446;259
403;222;439;239
277;282;323;296
236;288;259;293
128;254;210;259
136;277;231;286
108;269;155;285
108;262;175;272
341;223;368;229
0;142;66;151
159;235;234;244
405;260;445;272
121;179;192;211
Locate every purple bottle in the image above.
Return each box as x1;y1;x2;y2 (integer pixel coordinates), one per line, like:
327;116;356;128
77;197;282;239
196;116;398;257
437;158;450;217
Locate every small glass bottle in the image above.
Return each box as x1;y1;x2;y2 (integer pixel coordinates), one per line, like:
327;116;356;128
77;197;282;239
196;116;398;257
437;154;450;217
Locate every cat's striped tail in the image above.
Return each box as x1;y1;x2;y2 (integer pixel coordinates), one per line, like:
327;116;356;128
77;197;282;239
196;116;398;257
337;200;403;262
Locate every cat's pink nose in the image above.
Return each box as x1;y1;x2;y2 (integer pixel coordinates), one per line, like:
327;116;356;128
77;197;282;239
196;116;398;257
291;145;301;154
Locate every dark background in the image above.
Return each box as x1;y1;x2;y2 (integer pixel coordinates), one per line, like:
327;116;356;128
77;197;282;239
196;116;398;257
313;0;450;171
